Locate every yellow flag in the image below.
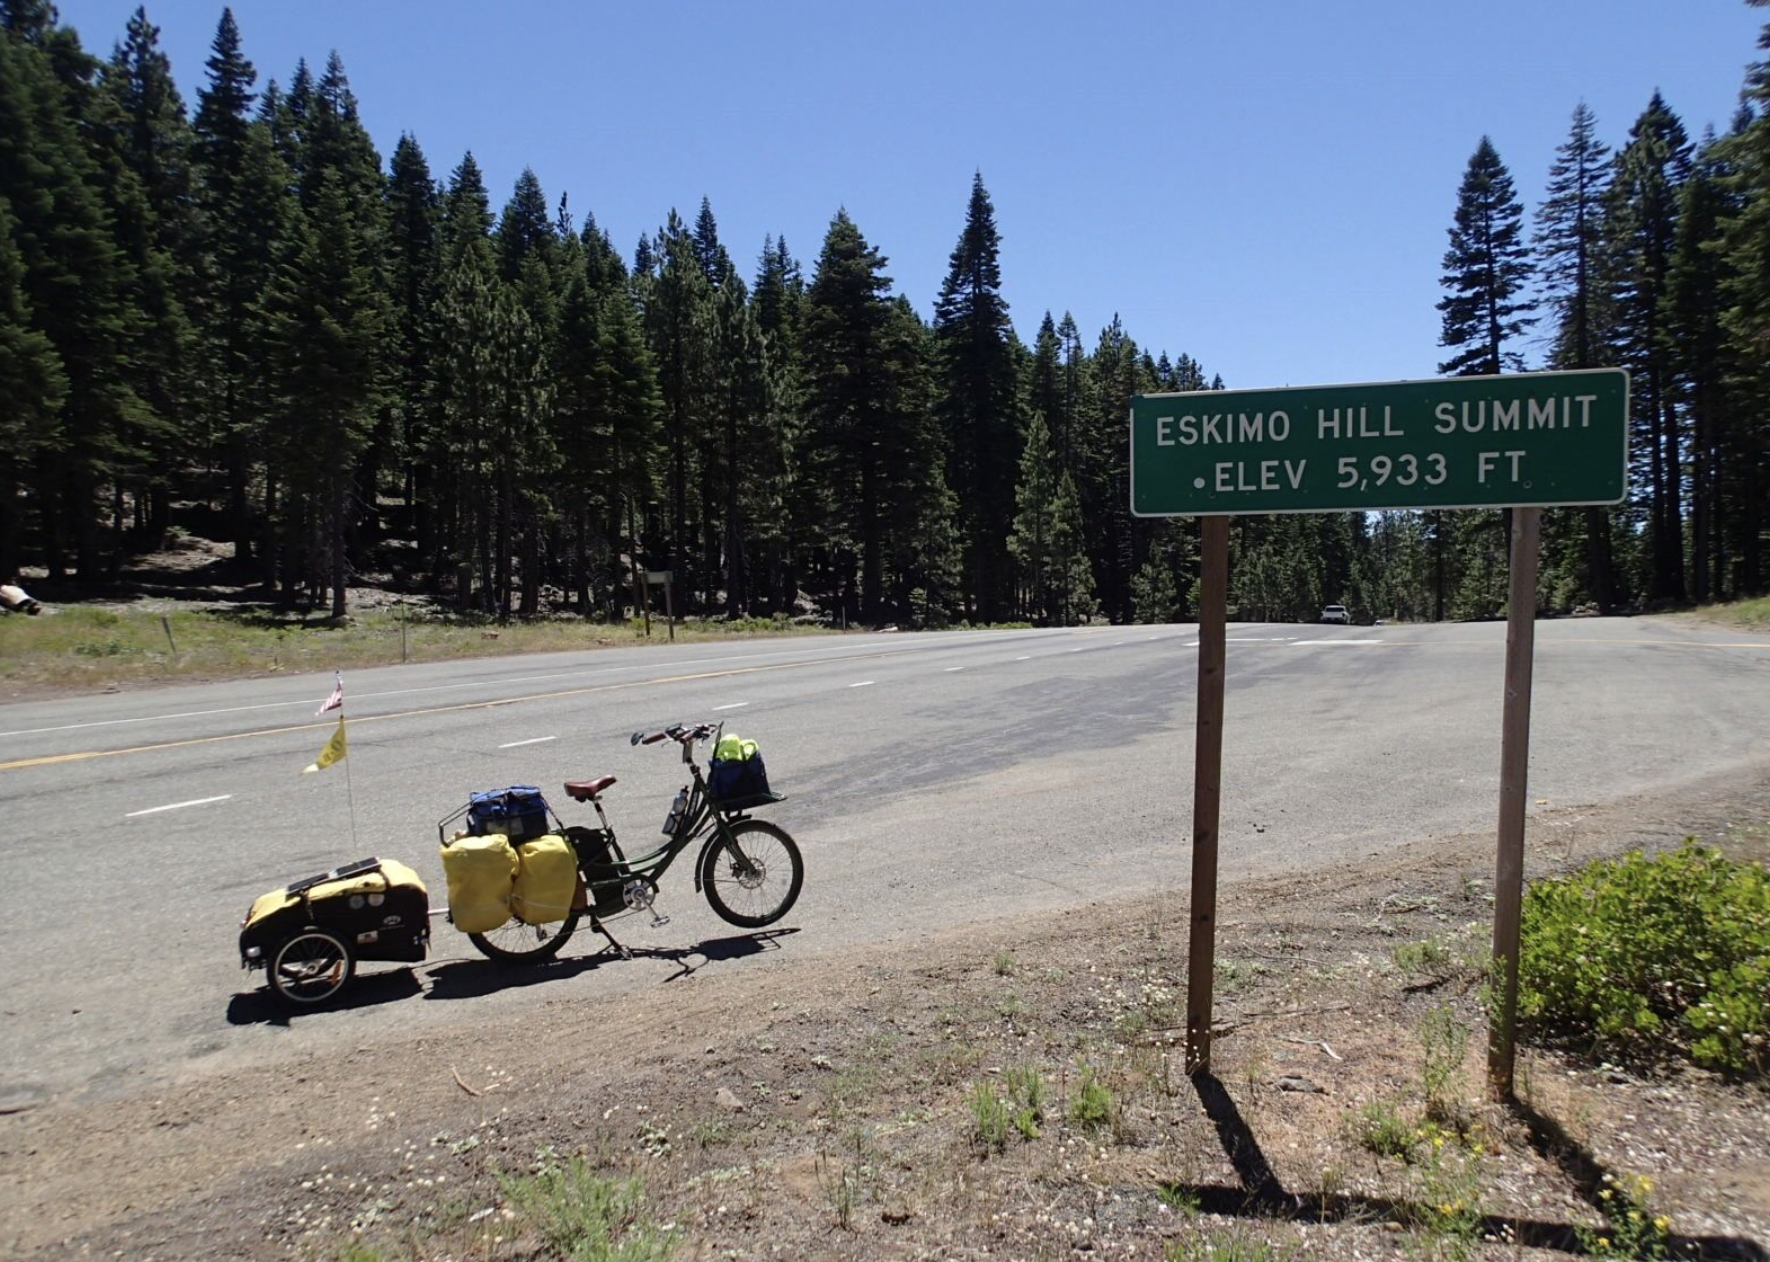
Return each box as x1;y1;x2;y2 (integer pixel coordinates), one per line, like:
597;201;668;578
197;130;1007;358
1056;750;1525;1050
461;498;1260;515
302;716;348;774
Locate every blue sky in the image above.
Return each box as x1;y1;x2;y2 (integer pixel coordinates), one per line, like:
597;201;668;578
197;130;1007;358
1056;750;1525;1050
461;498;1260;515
54;0;1767;390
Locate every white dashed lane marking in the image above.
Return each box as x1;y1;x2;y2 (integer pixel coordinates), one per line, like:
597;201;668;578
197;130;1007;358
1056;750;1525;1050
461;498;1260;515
849;681;875;688
126;794;232;818
713;702;749;711
498;736;556;749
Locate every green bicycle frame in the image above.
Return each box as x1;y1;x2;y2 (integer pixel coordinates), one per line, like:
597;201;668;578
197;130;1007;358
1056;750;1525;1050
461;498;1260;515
576;743;753;909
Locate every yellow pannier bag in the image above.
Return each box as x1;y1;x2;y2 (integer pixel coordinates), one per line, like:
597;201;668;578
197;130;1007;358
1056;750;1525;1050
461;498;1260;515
440;834;519;933
512;834;578;925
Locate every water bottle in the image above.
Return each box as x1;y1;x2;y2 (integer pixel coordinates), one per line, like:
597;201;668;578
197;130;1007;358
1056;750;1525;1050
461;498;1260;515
662;787;688;835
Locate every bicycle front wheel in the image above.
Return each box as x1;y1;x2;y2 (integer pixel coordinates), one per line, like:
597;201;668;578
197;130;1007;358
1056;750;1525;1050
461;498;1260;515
700;820;803;928
468;912;579;965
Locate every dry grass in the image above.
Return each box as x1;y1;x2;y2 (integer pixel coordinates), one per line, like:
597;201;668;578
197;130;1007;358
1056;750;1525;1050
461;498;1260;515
0;604;836;694
1693;593;1770;632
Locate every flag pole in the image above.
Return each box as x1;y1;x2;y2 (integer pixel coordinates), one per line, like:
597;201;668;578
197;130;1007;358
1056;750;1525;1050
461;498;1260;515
340;687;360;852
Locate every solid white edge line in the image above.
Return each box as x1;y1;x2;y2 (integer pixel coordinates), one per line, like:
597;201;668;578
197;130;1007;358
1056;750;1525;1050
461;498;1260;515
1292;639;1385;646
126;794;232;818
1014;656;1031;661
498;736;557;748
944;666;965;672
848;680;875;688
713;702;749;710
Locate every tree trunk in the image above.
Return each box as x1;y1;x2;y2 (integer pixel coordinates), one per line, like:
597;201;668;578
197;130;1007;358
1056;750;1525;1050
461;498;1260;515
1583;507;1613;612
519;509;540;617
331;473;349;619
724;406;742;619
1691;390;1710;605
496;459;513;621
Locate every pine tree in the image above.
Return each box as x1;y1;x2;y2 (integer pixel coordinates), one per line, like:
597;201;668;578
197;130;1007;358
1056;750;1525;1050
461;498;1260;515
102;7;200;549
647;210;715;602
440;151;493;262
1010;410;1094;624
257;172;387;615
1535;102;1619;611
0;193;66;575
934;173;1020;621
496;167;553;282
1028;314;1062;458
0;14;144;578
1438;137;1534;376
748;235;804;613
1664;135;1736;604
190;7;272;561
1536;104;1612;370
1435;136;1532;621
1718;8;1770;596
384;133;440;548
1608;93;1693;602
692;196;733;288
802;210;949;623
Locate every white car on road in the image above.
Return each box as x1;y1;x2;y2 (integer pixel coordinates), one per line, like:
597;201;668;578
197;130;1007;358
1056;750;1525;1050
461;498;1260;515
1319;604;1350;624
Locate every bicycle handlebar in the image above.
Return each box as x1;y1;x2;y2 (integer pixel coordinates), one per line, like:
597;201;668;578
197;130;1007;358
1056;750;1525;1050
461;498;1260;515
629;722;718;747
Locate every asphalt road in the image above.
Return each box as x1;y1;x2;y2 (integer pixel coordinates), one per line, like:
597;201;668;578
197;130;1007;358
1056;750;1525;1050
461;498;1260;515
3;618;1768;1107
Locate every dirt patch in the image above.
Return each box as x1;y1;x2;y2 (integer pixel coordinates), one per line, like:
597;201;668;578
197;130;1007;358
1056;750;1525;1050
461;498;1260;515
3;775;1768;1261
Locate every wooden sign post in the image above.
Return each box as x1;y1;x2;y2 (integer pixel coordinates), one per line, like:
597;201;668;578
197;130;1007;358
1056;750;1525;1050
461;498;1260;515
1488;506;1541;1098
1185;516;1230;1073
646;571;676;643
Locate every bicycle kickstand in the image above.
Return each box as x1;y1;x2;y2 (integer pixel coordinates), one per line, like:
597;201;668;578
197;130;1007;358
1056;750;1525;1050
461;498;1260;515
590;916;633;961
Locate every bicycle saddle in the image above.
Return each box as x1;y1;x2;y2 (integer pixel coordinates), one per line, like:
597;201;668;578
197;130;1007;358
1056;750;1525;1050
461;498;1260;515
563;775;617;801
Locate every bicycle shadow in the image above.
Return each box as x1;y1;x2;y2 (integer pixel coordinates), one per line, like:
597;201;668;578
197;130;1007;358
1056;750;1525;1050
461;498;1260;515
1167;1071;1768;1259
225;967;425;1027
422;928;801;1001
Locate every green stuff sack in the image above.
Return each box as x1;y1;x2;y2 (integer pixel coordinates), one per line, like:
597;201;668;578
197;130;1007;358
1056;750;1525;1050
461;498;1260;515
440;833;519;933
511;834;577;926
714;733;756;763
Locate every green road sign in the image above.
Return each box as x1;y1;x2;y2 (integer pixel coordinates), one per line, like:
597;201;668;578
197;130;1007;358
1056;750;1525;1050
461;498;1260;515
1130;368;1628;516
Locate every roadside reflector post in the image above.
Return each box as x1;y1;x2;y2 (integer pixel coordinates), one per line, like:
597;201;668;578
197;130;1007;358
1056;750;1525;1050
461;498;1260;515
1186;514;1230;1075
1489;506;1541;1099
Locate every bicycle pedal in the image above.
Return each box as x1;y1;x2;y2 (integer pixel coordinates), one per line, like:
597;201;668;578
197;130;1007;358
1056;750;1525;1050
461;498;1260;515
649;913;671;929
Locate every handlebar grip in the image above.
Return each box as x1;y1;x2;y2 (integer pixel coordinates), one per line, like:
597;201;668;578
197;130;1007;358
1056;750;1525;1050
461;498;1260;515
641;731;667;745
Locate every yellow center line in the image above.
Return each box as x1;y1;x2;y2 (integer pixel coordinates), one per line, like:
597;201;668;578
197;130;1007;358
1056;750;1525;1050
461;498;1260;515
0;646;923;774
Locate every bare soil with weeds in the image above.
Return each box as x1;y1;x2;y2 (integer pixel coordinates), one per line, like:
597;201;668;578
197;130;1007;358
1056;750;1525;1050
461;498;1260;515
3;773;1768;1261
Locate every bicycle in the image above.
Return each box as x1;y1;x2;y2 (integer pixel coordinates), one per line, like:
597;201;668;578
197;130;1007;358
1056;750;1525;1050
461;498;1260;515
456;721;804;965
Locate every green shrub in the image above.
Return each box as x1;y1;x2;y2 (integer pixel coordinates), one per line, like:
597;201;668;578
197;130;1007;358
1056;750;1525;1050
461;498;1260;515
1392;935;1452;976
1003;1065;1046;1140
496;1154;674;1262
969;1080;1011;1152
1351;1099;1416;1161
1068;1065;1115;1131
1519;841;1770;1072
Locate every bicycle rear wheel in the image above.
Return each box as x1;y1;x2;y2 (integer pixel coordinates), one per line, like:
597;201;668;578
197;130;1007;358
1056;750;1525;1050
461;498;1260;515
700;820;803;928
468;912;579;965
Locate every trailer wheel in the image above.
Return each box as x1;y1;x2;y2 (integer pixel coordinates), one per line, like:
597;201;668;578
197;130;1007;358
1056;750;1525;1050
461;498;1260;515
268;928;355;1008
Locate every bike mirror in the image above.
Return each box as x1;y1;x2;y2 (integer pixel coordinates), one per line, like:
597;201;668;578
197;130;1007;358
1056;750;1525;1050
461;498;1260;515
630;731;643;746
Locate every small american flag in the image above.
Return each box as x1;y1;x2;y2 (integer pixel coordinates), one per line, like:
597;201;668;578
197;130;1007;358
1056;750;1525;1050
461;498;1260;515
315;673;344;716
